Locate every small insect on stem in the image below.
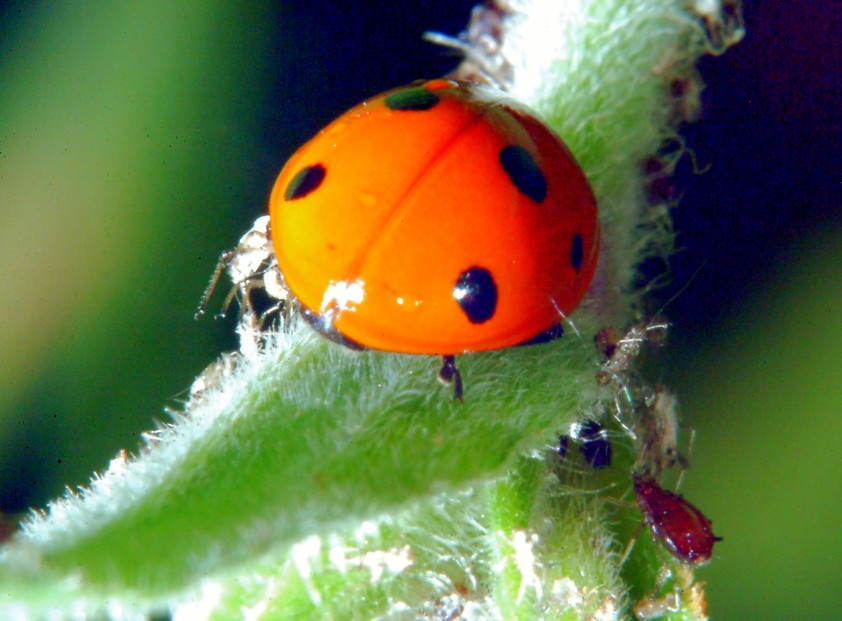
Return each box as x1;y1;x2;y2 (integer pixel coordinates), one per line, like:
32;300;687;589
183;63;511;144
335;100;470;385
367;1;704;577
194;215;288;325
594;317;720;569
633;474;721;566
423;0;515;89
576;421;612;470
636;385;689;479
560;420;613;470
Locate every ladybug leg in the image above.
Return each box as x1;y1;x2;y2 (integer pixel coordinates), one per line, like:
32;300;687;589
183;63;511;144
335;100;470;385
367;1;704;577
438;355;464;401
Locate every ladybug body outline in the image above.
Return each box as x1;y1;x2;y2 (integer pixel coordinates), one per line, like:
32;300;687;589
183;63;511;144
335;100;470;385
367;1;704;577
268;79;599;364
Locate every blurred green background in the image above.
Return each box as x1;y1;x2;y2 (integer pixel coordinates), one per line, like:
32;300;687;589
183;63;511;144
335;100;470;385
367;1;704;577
0;2;838;618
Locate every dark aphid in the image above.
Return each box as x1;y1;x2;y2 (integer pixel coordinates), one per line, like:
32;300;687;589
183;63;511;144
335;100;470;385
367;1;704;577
633;474;720;565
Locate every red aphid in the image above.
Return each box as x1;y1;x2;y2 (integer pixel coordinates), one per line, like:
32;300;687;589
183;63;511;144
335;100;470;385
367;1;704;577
633;474;720;565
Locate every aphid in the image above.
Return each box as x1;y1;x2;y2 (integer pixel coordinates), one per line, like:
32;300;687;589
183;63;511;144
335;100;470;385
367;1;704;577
633;474;720;565
636;385;687;478
595;319;669;387
424;1;515;88
572;420;612;470
196;215;289;325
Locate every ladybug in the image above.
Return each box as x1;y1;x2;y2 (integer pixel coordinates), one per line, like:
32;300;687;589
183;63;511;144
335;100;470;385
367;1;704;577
269;79;599;397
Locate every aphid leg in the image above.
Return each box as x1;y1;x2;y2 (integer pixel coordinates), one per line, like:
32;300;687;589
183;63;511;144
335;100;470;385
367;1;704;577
195;248;237;319
618;521;645;568
194;215;288;327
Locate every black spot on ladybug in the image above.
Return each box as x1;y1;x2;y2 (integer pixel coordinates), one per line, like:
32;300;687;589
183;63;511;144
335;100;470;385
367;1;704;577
454;267;497;324
285;164;326;201
384;87;440;111
499;145;547;203
571;234;584;271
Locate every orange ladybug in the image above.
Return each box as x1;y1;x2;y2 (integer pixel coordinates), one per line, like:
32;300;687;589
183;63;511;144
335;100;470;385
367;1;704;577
269;79;599;397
